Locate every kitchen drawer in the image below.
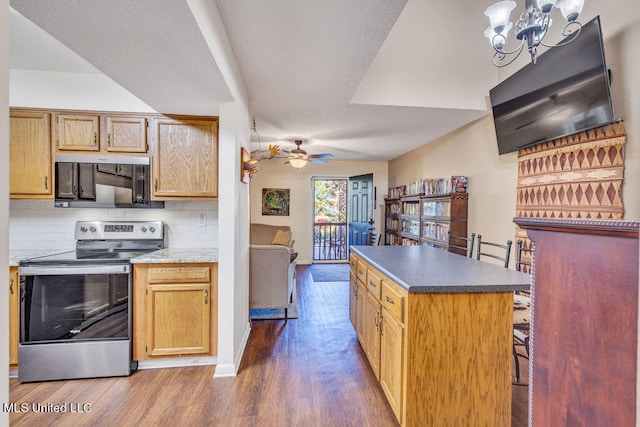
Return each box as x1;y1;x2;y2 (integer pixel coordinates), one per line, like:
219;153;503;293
366;268;382;300
147;266;210;284
356;260;367;284
350;254;358;272
381;280;405;323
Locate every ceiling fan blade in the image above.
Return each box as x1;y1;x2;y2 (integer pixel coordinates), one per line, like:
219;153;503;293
308;153;333;159
308;158;328;164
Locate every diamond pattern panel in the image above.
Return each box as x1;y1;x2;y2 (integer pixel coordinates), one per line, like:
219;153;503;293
515;122;626;254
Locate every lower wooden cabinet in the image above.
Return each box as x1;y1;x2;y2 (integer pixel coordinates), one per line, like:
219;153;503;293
133;263;218;360
364;291;382;379
355;280;367;345
379;306;404;420
350;252;511;426
9;267;19;366
348;271;357;326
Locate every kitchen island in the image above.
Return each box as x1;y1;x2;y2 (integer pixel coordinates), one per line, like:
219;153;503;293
349;245;530;427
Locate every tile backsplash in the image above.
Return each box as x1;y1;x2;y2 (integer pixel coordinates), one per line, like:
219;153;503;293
10;200;218;250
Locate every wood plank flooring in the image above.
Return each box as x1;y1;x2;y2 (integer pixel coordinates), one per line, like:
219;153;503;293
9;264;528;426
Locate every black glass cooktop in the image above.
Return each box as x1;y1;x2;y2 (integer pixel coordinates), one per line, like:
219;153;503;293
22;250;150;266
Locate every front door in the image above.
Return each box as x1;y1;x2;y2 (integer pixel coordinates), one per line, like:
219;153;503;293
348;173;374;247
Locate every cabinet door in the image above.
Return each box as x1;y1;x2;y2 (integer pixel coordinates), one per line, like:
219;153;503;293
146;283;210;357
56;113;100;151
380;308;404;422
349;272;357;327
10;111;53;197
152;118;218;199
365;291;381;379
105;116;147;153
355;281;367;345
9;268;19;366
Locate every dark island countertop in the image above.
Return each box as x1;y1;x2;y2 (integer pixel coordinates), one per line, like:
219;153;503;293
351;245;530;293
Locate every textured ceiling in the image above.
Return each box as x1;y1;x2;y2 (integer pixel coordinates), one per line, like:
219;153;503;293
9;0;640;161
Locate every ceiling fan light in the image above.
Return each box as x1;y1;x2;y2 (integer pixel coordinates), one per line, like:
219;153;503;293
484;1;516;33
289;158;308;169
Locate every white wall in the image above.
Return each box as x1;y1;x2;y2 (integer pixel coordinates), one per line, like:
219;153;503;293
187;0;251;377
607;23;640;220
9;201;218;250
250;159;388;263
1;1;9;424
10;70;156;112
389;116;519;266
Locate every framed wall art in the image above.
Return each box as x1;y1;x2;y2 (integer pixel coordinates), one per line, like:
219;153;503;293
262;188;290;216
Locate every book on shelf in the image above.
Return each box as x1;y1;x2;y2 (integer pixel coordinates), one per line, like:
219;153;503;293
389;176;468;199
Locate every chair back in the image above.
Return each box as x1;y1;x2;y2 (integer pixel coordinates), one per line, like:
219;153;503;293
369;233;381;246
515;240;533;272
476;235;512;268
448;231;475;258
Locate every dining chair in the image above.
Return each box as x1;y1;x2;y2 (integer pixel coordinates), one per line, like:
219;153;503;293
476;235;512;268
447;231;475;257
368;233;381;246
512;239;532;386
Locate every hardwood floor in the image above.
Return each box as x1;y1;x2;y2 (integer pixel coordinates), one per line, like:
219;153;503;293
9;264;528;426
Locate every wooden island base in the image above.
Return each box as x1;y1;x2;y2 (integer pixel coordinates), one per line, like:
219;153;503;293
350;246;529;426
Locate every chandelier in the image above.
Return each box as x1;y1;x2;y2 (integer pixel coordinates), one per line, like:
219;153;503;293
484;0;585;67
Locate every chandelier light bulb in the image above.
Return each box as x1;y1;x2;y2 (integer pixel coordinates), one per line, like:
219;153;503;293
484;1;516;33
536;0;557;13
555;0;584;22
485;22;513;50
484;0;585;67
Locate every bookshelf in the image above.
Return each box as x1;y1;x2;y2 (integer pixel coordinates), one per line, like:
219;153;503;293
384;177;468;250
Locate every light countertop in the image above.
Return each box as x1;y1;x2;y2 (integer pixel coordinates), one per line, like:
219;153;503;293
9;249;63;267
351;245;530;293
130;248;218;264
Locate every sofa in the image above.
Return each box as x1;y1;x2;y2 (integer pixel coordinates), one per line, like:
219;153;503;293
250;223;297;318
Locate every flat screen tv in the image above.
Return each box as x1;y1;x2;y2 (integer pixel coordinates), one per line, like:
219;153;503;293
489;16;615;155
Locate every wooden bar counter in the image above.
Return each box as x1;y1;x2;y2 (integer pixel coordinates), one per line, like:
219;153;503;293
349;245;530;427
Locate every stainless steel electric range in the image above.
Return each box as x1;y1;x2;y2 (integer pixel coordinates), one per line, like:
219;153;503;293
18;220;165;382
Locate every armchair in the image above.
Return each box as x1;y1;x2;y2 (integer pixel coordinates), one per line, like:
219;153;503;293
250;224;297;318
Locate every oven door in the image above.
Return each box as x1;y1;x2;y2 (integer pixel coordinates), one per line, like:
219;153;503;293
19;264;131;344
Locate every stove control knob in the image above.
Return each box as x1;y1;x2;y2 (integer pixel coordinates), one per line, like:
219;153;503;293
89;226;97;232
149;226;156;233
140;226;148;233
80;226;88;233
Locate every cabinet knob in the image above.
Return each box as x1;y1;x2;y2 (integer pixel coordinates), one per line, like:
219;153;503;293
44;175;49;190
154;178;158;192
385;296;395;305
94;132;97;146
10;277;14;295
204;289;209;305
108;133;111;147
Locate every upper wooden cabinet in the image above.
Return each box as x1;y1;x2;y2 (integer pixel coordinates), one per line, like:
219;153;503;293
9;110;53;198
151;117;218;200
56;112;148;153
56;113;100;151
105;116;147;153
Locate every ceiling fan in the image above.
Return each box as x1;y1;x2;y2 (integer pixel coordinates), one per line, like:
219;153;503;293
283;140;334;169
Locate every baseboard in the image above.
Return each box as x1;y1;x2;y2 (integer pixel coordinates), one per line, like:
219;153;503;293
214;321;251;378
137;356;218;370
8;367;18;378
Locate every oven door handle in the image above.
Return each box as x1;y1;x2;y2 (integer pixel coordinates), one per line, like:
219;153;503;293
19;264;131;276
